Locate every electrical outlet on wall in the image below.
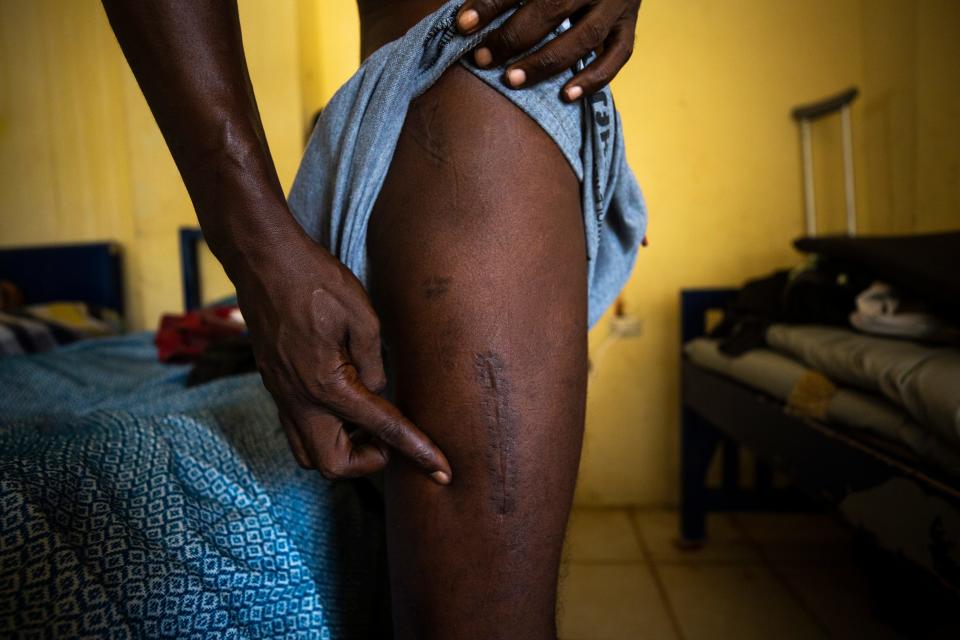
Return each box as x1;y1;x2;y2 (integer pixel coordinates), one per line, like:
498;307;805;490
610;314;643;338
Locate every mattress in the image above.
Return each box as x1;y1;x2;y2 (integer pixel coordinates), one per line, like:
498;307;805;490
684;337;960;478
766;324;960;448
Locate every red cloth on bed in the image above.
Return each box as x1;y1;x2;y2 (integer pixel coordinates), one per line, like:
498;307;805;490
155;306;245;363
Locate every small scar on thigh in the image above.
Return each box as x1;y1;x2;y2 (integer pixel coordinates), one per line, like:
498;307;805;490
423;276;452;299
407;96;450;167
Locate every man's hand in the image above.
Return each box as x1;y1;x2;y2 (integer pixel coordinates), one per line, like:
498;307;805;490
235;232;452;484
456;0;641;101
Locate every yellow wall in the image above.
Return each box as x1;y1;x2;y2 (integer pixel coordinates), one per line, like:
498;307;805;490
578;0;960;505
860;0;917;234
577;0;960;504
580;0;867;505
0;0;305;329
916;0;960;232
1;1;957;505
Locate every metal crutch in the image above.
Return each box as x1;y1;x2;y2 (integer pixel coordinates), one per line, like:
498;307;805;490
791;87;860;236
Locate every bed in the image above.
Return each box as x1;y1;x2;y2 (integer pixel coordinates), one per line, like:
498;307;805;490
678;91;960;592
0;241;388;638
678;266;960;594
0;243;125;355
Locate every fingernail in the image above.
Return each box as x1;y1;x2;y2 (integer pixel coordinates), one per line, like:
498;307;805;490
506;68;526;87
474;47;492;67
565;85;583;101
431;470;451;485
458;8;480;32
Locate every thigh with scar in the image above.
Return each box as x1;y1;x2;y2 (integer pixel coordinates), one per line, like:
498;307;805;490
367;66;587;640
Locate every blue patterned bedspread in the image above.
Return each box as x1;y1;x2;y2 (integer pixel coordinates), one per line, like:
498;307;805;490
0;334;385;639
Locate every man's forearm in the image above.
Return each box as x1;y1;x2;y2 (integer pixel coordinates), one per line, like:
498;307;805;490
102;0;302;279
103;0;453;488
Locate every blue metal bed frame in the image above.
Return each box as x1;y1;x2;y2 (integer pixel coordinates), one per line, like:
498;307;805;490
679;288;960;592
679;288;816;545
0;242;124;318
178;227;205;312
0;230;215;321
0;229;210;320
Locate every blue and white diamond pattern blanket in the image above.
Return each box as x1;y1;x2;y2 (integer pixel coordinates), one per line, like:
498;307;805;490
0;334;384;638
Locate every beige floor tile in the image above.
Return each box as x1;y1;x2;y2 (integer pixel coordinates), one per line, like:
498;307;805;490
777;565;904;640
658;564;826;640
557;562;678;640
563;509;644;562
632;509;760;563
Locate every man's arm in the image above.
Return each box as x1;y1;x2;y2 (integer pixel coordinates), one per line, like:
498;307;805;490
101;0;451;483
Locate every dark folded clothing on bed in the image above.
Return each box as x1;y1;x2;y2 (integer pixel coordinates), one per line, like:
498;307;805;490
0;309;79;354
153;306;257;385
154;306;245;363
186;334;257;387
710;259;872;355
0;285;122;358
795;231;960;322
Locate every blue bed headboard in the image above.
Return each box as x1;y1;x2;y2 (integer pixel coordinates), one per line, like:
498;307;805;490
0;242;124;317
179;227;204;312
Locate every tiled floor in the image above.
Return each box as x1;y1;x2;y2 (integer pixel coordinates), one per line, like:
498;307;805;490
557;508;906;640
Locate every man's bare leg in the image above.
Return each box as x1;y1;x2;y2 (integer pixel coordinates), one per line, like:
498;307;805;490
367;66;587;639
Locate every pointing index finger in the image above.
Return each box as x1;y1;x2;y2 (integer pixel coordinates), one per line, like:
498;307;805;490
324;364;452;485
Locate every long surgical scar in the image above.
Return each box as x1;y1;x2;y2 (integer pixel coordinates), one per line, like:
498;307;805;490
474;351;515;515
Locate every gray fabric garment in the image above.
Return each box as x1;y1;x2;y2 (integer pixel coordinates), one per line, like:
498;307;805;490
684;337;960;477
288;0;646;327
766;324;960;448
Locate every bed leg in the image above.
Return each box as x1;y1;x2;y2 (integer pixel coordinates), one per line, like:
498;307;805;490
679;406;721;547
